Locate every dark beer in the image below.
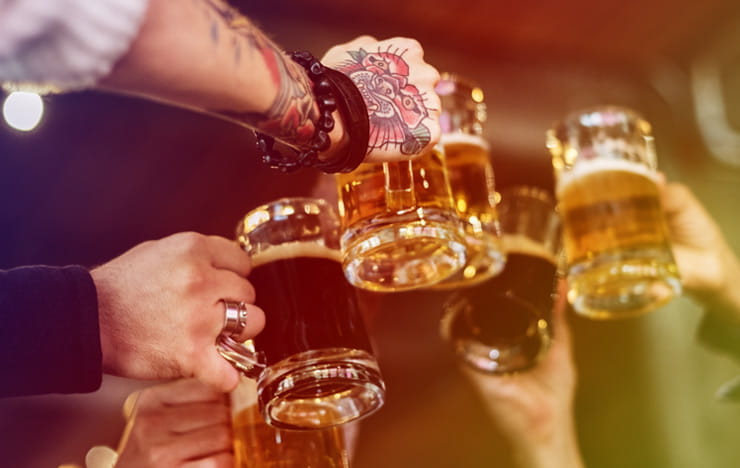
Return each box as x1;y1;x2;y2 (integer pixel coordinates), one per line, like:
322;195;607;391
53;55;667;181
443;236;556;372
250;243;373;366
232;197;385;430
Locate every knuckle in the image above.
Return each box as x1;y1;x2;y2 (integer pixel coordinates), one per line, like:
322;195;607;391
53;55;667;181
178;265;210;294
241;280;256;303
134;388;155;407
149;446;175;467
176;231;208;252
199;454;234;468
346;35;377;47
403;38;422;50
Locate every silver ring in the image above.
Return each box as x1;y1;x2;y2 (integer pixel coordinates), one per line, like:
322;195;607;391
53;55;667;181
221;300;248;337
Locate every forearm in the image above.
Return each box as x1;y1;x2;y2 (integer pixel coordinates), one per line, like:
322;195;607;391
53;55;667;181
99;0;345;152
0;266;102;397
509;417;585;468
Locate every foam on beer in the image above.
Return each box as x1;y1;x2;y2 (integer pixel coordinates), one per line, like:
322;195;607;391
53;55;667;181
502;234;557;265
440;133;490;149
556;157;657;195
251;241;341;268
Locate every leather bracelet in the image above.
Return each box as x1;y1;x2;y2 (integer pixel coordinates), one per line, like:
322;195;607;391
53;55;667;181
255;51;369;174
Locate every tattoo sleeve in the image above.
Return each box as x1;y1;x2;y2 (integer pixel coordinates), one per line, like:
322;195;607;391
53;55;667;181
334;46;432;155
201;0;318;149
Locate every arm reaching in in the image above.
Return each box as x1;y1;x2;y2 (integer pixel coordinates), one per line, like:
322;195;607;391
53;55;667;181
100;1;440;164
660;182;740;323
114;379;233;468
462;281;585;468
660;182;740;365
92;232;265;392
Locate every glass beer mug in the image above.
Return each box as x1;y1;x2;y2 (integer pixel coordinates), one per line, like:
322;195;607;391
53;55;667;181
547;106;682;319
336;146;467;292
431;72;505;288
441;186;560;373
217;197;385;430
232;377;352;467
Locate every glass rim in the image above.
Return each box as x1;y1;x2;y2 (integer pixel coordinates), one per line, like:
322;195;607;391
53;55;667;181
498;185;555;206
236;196;335;233
549;105;649;132
235;196;340;258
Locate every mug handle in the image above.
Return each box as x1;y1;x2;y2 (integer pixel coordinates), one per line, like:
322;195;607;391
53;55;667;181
383;160;416;212
216;335;267;380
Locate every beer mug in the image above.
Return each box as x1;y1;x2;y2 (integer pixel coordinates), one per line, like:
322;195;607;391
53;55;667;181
336;147;467;292
547;106;682;319
217;197;385;429
431;72;505;288
232;377;352;467
440;186;561;373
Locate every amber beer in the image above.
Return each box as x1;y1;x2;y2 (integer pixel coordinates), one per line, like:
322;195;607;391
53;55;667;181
559;160;670;262
336;148;466;292
434;133;505;287
557;159;681;318
432;72;504;287
232;379;350;468
549;106;681;319
442;234;556;373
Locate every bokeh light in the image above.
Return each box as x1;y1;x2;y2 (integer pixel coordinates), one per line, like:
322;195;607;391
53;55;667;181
3;91;44;132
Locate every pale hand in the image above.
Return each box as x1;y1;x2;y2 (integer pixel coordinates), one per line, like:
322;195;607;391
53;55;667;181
660;182;740;322
91;232;265;392
115;379;233;468
322;36;442;163
462;281;585;468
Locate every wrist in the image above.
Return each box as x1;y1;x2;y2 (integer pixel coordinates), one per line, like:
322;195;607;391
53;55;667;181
318;110;349;162
91;265;130;377
510;418;585;468
255;53;368;174
504;402;585;468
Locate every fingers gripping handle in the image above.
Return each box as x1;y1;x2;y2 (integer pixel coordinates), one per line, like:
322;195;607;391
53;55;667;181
216;335;267;379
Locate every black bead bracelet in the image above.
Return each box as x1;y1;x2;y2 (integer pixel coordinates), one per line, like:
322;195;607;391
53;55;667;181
255;51;369;174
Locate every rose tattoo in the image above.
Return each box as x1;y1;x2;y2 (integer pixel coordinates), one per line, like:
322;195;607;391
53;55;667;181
337;47;432;155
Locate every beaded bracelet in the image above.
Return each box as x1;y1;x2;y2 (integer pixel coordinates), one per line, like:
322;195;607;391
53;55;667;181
255;51;369;174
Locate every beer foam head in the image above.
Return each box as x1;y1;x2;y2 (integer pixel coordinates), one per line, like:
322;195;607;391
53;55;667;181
556;157;657;194
440;133;489;150
252;241;341;268
502;234;557;265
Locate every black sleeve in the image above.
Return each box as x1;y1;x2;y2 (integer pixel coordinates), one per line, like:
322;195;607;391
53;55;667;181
0;265;102;397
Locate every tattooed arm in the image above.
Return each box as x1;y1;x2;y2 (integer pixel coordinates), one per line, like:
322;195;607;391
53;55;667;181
99;1;440;163
322;36;441;162
99;0;332;153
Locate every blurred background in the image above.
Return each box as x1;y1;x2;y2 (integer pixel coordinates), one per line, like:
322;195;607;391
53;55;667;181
1;0;740;466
